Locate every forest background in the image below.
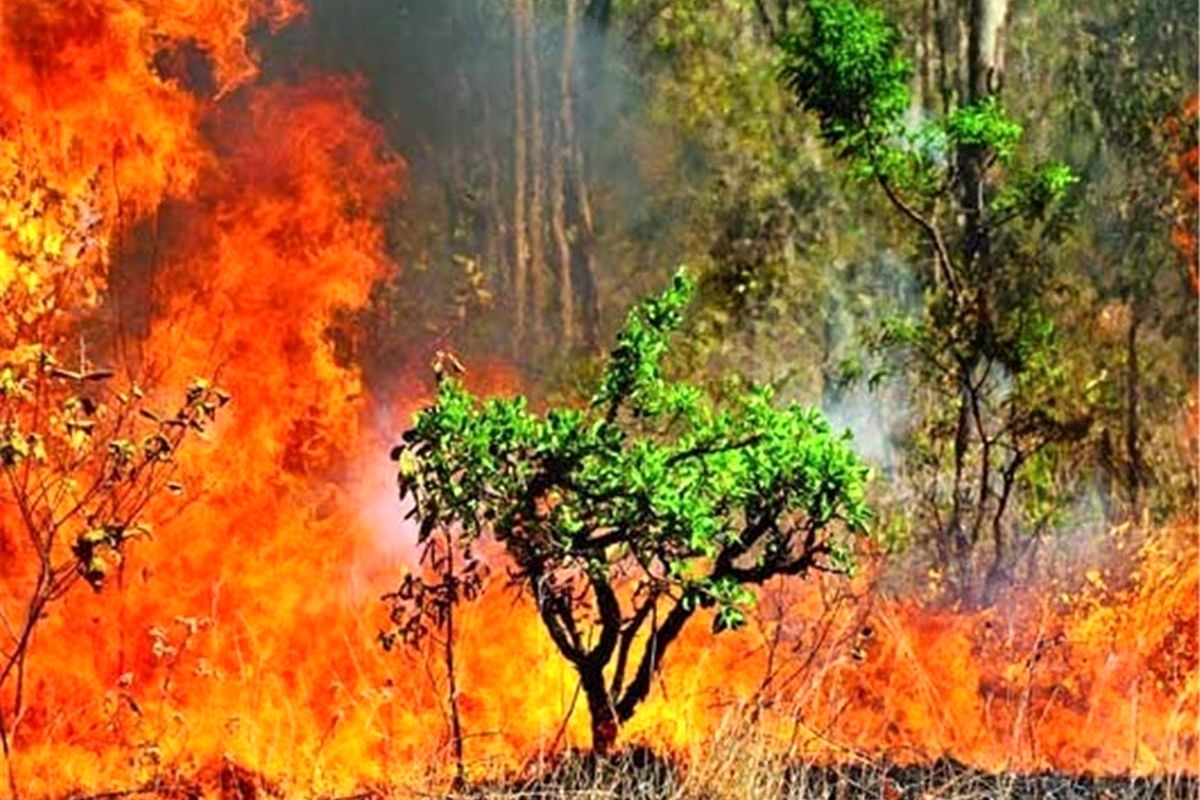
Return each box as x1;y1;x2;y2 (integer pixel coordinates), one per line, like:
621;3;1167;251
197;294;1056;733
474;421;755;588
294;0;1197;596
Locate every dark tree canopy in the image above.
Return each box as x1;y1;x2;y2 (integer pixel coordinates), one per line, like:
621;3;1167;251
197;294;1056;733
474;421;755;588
388;271;869;752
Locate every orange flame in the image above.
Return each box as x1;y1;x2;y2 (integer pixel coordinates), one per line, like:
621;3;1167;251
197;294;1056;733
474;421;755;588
1167;93;1199;295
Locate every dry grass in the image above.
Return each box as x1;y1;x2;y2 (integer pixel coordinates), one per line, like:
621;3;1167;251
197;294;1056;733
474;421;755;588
57;746;1198;800
449;749;1198;800
56;704;1199;800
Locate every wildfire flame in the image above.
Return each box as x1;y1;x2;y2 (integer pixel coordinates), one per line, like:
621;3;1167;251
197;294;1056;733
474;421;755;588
0;1;1195;796
1168;94;1199;296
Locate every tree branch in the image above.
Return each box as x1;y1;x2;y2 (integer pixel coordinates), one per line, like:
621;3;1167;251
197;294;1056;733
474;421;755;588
721;543;833;585
614;598;693;722
611;587;660;698
588;577;622;667
532;572;585;665
665;435;762;468
875;172;961;300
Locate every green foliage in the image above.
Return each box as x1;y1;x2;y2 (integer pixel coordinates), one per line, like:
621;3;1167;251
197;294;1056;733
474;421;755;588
612;0;868;398
992;162;1080;221
352;0;1191;605
398;270;869;611
944;98;1023;161
779;0;911;161
390;271;869;744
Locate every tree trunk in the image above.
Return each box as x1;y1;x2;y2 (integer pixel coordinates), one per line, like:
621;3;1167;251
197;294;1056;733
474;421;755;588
569;600;696;755
968;0;1008;101
613;601;693;724
947;0;1008;605
568;128;601;352
511;0;531;350
483;92;509;302
580;663;618;755
525;4;548;343
552;0;579;345
920;0;937;115
931;0;960;114
443;545;466;790
962;0;1008;268
568;12;602;351
1124;306;1145;520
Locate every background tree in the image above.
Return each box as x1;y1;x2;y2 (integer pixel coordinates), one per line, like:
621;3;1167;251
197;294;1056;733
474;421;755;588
780;0;1091;603
386;271;869;753
1071;0;1198;522
291;0;1194;597
301;0;612;382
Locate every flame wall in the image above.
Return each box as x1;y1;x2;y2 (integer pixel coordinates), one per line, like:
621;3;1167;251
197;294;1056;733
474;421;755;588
0;1;1196;797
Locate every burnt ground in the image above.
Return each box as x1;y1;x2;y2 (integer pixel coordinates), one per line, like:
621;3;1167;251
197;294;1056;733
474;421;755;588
61;749;1199;799
465;747;1199;800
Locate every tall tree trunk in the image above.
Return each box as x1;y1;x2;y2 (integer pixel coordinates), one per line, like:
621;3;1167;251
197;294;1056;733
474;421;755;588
944;0;1008;604
483;92;509;302
443;543;466;790
962;0;1008;267
553;0;580;345
968;0;1008;101
566;11;602;351
568;125;601;351
931;0;960;114
920;0;937;115
512;0;531;350
525;5;548;344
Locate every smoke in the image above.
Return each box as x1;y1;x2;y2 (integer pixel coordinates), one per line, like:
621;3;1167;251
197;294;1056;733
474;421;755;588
818;248;923;477
823;384;905;473
255;0;679;393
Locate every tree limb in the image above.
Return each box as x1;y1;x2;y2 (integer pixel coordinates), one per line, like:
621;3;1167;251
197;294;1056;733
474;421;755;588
876;172;961;300
614;598;693;722
611;587;660;697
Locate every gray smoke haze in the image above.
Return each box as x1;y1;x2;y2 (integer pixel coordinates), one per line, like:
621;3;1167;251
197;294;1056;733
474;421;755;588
259;0;683;394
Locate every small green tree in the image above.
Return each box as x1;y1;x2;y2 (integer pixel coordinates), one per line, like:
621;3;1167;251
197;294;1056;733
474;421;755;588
780;0;1090;603
385;271;869;754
